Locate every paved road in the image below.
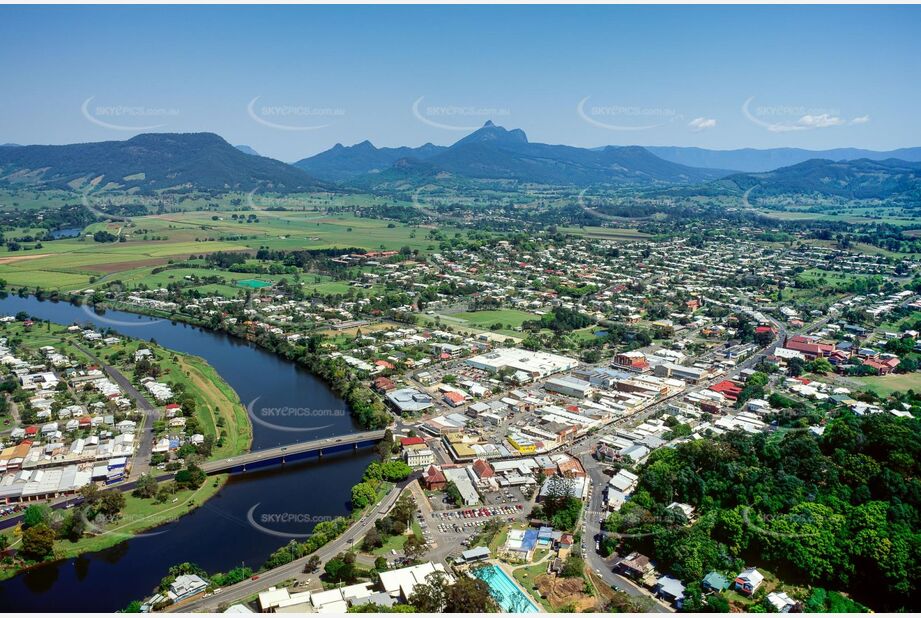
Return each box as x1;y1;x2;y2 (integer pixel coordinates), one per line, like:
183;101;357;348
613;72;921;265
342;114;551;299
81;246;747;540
166;476;416;613
74;342;158;478
200;430;386;475
579;457;672;613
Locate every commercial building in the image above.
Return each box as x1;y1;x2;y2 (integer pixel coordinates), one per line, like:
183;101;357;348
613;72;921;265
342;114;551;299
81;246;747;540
544;376;594;398
385;388;435;414
466;348;578;382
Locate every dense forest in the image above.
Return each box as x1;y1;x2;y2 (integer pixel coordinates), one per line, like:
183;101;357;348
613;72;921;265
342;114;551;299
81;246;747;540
603;410;921;611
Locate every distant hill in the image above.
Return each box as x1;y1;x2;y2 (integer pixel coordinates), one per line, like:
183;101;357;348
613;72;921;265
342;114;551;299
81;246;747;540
0;143;21;148
234;144;260;156
723;158;921;199
644;146;921;173
0;133;326;193
423;122;730;185
301;121;729;187
294;140;446;182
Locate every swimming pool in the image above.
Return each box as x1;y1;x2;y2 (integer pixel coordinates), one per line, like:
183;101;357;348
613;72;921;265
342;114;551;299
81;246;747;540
474;564;540;613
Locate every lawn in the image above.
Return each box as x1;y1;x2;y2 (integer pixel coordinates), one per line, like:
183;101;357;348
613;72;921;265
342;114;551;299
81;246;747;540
449;309;538;330
854;373;921;397
370;518;423;557
512;561;554;611
558;226;650;240
0;239;251;291
142;347;252;460
0;206;468;292
136;210;457;254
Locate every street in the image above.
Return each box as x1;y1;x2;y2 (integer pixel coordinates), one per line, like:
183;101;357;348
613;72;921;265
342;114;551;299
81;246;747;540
167;476;416;612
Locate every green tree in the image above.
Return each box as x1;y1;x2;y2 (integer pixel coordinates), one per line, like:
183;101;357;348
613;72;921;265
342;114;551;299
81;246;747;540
351;482;377;509
808;357;834;374
21;523;56;559
22;504;51;528
443;576;499;612
133;473;159;499
97;490;127;518
403;534;428;561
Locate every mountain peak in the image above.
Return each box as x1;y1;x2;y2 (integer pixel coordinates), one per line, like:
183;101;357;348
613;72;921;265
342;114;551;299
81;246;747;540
235;144;260;156
452;122;528;147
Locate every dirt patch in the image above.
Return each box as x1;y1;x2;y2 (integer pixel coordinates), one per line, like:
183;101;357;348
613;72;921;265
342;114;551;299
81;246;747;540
0;253;51;265
535;574;598;612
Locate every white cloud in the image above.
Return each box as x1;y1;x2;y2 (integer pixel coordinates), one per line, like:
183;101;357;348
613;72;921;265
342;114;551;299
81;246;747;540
850;115;870;125
795;113;844;129
688;117;717;132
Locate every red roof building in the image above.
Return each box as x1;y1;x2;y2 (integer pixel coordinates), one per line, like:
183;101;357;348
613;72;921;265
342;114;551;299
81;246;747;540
864;357;900;375
400;436;426;448
709;380;743;401
443;391;466;407
373;377;397;392
422;465;447;490
614;352;650;372
784;335;834;359
472;459;495;479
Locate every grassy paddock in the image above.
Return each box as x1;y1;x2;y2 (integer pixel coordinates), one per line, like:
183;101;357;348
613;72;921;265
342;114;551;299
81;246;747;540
854;373;921;397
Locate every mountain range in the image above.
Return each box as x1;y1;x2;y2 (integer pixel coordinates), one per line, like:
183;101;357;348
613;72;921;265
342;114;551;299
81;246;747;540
643;146;921;173
0;133;324;193
1;127;919;200
295;121;731;187
724;158;921;200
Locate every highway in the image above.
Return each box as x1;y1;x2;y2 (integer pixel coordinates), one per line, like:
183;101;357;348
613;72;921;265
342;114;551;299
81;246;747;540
166;475;416;613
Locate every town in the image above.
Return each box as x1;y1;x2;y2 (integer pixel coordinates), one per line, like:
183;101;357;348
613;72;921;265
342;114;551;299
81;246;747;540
2;220;919;613
2;4;920;613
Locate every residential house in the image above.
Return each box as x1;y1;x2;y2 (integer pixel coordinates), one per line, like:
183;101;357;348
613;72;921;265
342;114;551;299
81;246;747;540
734;567;764;596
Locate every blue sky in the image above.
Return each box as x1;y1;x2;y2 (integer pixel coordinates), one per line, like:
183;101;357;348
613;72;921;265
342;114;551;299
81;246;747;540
0;5;919;161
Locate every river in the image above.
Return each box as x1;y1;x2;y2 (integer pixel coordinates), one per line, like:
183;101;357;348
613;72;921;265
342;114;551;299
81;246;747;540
0;295;377;612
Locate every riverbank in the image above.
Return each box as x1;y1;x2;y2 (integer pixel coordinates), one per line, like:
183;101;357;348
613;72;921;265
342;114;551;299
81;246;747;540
0;294;373;612
0;317;252;581
1;474;229;582
0;318;252;461
73;295;392;431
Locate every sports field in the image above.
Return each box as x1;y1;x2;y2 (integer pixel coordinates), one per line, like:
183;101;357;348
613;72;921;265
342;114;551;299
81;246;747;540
449;309;538;329
854;373;921;397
